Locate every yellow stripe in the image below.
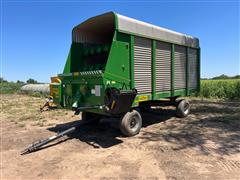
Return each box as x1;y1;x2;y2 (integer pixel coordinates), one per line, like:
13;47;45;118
73;72;80;76
111;100;116;109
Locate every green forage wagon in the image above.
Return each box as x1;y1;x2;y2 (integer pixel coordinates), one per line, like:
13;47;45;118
50;12;200;136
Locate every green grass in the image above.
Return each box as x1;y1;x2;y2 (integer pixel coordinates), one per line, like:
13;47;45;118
199;79;240;100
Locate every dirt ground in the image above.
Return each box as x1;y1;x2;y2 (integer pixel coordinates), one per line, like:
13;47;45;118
1;94;240;180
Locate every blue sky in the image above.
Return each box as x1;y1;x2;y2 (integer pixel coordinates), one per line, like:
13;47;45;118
1;1;239;83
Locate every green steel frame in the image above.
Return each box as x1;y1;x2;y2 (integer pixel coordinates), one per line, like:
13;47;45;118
186;47;189;96
152;40;156;99
130;35;135;89
171;44;175;97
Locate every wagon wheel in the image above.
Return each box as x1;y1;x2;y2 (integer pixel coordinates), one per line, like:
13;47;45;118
120;110;142;136
176;99;191;118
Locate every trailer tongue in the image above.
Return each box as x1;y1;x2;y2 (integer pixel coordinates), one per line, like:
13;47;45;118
21;120;100;155
21;124;81;155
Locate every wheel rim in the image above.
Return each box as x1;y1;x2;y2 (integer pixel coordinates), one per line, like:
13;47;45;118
129;116;139;132
183;102;190;114
130;117;137;128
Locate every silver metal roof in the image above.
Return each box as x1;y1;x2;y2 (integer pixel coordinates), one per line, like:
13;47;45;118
116;13;199;48
73;12;199;48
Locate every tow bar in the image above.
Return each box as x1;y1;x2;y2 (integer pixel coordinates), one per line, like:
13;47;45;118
22;104;107;155
21;122;85;155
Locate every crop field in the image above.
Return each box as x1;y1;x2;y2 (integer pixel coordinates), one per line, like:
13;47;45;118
199;79;240;100
1;94;240;179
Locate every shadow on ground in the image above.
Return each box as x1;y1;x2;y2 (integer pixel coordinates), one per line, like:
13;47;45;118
47;109;173;149
47;100;240;155
47;118;122;149
140;101;240;155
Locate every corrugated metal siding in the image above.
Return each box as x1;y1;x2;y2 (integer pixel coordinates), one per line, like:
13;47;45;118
188;48;198;89
134;37;152;94
174;45;186;89
156;41;171;92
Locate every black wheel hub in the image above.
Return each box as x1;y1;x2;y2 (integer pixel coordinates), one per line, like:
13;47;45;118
130;118;137;128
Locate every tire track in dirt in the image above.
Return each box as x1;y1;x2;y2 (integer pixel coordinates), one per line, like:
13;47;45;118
119;134;240;179
214;159;240;172
118;137;175;153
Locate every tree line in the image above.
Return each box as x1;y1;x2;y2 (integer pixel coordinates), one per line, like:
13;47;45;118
0;77;39;84
202;74;240;80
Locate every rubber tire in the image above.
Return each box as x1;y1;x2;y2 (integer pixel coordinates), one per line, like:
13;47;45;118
176;99;191;118
120;110;142;137
81;112;102;124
